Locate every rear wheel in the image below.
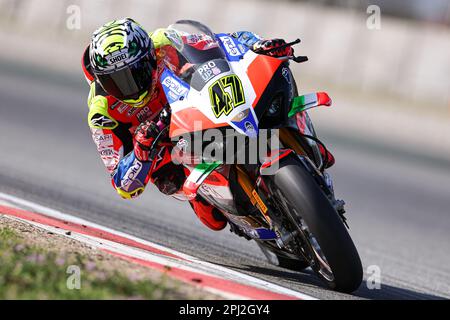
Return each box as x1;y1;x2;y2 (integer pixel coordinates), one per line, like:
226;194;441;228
271;160;363;293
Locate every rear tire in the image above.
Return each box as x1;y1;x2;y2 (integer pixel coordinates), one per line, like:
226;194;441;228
273;160;363;293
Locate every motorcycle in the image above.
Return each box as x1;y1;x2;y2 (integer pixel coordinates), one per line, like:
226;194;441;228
154;20;363;293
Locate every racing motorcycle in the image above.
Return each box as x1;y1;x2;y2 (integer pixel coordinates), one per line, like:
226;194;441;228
154;20;363;293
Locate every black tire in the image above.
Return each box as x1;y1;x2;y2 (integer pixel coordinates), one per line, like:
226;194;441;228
277;255;310;271
273;161;363;293
257;242;310;271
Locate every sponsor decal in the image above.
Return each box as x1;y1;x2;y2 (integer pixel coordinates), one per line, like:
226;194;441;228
94;133;113;148
94;133;113;143
282;67;291;84
122;160;143;191
152;146;166;170
97;143;113;151
99;148;115;157
90;114;116;128
104;154;119;172
162;76;188;97
164;29;183;50
252;189;268;214
238;44;247;54
167;91;178;102
118;103;128;114
245;121;256;135
136;106;152;122
109;52;128;65
127;107;138;117
197;61;222;82
186;34;217;49
110;101;120;111
190;59;230;90
220;36;240;57
176;138;189;153
186;34;200;44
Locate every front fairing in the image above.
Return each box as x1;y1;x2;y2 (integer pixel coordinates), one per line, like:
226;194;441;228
159;20;284;141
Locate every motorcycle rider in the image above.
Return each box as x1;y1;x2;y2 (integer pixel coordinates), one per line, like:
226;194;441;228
82;18;300;231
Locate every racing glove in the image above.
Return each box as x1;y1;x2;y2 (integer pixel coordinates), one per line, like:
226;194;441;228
253;39;294;57
133;120;160;162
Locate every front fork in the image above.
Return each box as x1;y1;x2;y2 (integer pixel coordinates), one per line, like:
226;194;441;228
233;126;345;246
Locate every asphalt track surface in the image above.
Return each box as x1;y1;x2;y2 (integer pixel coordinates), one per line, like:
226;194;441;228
1;60;449;300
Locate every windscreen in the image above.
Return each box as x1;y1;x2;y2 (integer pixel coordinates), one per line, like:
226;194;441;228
162;20;230;89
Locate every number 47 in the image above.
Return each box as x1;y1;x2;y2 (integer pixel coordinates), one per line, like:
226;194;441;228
209;75;246;118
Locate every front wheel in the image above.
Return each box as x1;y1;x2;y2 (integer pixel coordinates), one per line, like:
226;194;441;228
271;160;363;293
257;242;310;272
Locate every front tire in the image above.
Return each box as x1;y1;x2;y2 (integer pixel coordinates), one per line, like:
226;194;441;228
272;160;363;293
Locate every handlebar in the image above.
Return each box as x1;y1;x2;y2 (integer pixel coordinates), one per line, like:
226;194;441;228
147;106;172;156
148;126;170;159
257;38;301;55
292;55;308;63
257;38;308;64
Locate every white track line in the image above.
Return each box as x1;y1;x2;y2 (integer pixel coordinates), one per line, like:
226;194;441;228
0;191;317;300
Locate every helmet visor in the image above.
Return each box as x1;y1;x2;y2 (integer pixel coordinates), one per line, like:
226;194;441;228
96;54;154;101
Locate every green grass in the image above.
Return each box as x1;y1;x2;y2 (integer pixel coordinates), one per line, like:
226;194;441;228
0;226;179;299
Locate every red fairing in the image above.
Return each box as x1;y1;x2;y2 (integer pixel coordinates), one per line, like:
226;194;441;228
317;92;332;106
189;198;227;231
318;144;335;168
